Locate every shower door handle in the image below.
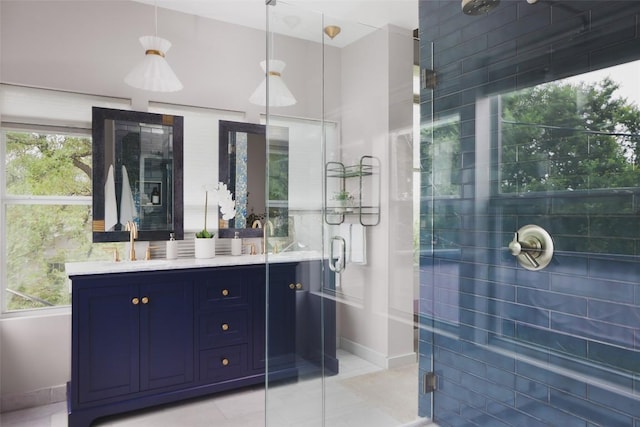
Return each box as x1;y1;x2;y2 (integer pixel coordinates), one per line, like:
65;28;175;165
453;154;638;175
329;236;346;273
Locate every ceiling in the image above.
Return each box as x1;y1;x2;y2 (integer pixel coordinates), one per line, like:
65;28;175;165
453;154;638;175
133;0;419;47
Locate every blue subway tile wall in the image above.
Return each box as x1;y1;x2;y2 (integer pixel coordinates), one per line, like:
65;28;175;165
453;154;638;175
419;0;640;425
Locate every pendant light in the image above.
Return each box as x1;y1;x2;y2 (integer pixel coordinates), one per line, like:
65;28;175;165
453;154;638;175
249;59;296;107
249;11;295;107
125;4;183;92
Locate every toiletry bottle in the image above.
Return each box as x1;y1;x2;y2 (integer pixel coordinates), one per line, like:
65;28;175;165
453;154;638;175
166;232;178;259
231;231;242;256
151;187;160;205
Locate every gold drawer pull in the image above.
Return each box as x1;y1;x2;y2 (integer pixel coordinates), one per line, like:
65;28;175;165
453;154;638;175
221;323;229;331
132;297;140;305
289;283;295;290
141;296;149;304
222;289;229;297
296;283;303;290
221;358;229;366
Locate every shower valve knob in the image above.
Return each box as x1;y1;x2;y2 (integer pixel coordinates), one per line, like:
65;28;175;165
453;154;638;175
508;225;554;271
508;232;522;256
508;232;539;267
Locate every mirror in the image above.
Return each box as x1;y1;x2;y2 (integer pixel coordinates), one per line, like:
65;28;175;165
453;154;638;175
218;120;288;238
92;107;183;242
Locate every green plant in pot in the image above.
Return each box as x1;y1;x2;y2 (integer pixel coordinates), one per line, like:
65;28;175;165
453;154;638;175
196;190;215;239
196;182;235;239
333;190;354;211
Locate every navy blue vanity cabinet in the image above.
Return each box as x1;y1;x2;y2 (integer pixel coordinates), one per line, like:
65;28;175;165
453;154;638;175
68;260;328;426
253;262;298;375
68;271;194;427
195;266;260;385
294;260;339;375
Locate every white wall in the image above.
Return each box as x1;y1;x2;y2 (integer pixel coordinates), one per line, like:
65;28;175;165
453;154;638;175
0;314;70;411
335;25;415;368
1;1;339;119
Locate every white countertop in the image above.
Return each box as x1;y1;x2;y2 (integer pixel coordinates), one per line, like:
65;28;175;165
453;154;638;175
65;250;325;277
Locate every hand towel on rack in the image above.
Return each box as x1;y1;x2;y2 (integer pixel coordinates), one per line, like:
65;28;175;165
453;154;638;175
104;164;117;231
120;165;136;226
338;223;352;263
350;223;367;265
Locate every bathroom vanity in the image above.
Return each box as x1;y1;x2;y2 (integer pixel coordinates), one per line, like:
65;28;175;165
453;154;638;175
65;253;336;427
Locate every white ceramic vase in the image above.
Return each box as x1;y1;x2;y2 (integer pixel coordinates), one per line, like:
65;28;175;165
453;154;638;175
194;237;215;259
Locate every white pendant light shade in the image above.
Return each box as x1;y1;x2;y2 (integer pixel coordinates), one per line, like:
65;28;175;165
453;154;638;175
249;60;296;107
125;35;183;92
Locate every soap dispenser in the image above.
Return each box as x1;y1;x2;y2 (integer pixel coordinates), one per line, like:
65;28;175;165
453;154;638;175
231;231;242;256
166;233;178;260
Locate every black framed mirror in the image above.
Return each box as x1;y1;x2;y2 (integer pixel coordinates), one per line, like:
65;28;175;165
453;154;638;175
218;120;288;238
92;107;183;242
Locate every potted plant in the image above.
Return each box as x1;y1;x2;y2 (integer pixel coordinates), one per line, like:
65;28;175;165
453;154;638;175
195;190;216;258
332;189;354;212
195;183;236;259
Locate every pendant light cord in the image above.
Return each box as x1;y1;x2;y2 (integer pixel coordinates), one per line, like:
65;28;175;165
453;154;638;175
154;2;158;37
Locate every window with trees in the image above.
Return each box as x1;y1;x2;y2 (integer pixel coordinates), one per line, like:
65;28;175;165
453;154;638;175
1;85;130;313
2;128;104;311
499;64;640;194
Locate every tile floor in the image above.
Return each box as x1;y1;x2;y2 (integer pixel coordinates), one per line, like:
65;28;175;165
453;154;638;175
0;351;432;427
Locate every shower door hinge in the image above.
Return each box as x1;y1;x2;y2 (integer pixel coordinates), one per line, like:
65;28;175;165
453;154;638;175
421;68;437;90
423;371;437;394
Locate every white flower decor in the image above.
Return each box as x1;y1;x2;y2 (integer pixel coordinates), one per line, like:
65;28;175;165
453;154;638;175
216;182;236;221
197;182;236;238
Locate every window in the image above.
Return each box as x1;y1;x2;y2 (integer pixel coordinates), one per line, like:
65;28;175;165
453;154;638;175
498;60;640;194
1;85;129;313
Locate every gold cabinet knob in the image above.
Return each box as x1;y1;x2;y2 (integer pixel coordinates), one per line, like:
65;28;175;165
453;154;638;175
221;358;229;366
221;323;229;331
222;289;229;297
141;296;149;304
296;283;303;290
132;297;140;305
289;283;295;290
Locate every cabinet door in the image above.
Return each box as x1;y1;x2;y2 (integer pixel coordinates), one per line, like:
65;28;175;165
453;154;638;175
76;283;140;403
295;260;339;375
254;264;296;370
139;279;194;391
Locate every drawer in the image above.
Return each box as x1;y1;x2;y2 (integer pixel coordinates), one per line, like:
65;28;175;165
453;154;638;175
199;310;248;349
199;345;247;383
198;277;247;310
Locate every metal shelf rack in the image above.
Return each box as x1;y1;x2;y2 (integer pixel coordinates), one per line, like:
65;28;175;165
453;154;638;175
324;155;380;226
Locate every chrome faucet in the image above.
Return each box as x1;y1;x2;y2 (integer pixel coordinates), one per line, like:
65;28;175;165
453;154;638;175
125;221;138;261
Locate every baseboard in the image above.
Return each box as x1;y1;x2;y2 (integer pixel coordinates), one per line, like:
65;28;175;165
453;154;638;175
387;351;418;369
1;384;66;413
399;417;438;427
339;337;417;369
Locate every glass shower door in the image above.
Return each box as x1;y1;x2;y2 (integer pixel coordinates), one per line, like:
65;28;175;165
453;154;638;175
264;2;426;426
263;4;328;426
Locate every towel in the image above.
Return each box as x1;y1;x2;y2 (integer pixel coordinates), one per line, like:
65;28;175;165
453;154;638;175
350;223;367;265
120;165;136;226
104;164;117;231
338;223;352;263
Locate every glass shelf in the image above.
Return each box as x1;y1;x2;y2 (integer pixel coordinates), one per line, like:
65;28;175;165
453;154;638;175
324;155;380;226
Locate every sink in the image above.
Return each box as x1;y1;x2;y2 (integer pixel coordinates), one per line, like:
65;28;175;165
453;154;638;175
268;250;322;262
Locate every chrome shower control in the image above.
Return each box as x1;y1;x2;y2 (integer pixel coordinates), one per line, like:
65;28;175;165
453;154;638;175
508;225;553;271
